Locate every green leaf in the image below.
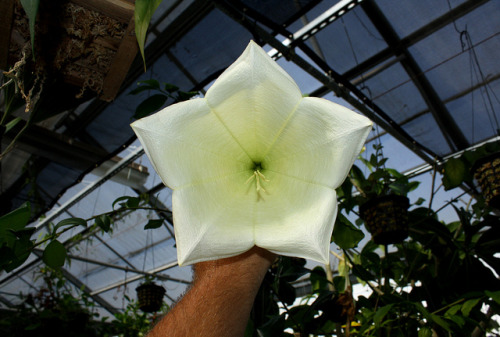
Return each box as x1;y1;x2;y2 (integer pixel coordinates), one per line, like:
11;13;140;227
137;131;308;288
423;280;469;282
445;304;462;317
332;213;364;249
461;298;480;316
43;240;67;268
0;239;33;272
414;197;426;205
129;85;158;96
20;0;40;59
112;196;140;209
442;157;466;190
138;79;160;89
447;314;465;327
373;304;393;325
164;83;179;93
134;94;168;119
0;202;31;246
333;276;345;292
175;91;198;102
414;303;451;332
9;227;35;240
5;117;23;134
144;219;163;230
95;215;111;232
53;217;87;234
418;327;432;337
310;266;328;291
486;290;500;305
134;0;163;71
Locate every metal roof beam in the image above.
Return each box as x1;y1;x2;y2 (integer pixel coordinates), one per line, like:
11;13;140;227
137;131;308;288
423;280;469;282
214;0;438;165
3;123;149;190
58;250;190;285
268;0;363;59
361;0;469;152
343;0;489;81
34;145;146;232
90;260;181;296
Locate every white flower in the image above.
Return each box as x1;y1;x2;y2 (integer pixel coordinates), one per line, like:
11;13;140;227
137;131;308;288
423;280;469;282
131;41;372;266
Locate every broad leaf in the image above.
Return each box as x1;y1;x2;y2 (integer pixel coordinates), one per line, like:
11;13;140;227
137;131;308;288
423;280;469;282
373;304;393;325
442;157;466;190
418;327;432;337
112;196;141;209
53;217;87;234
332;213;364;249
95;215;111;232
144;219;163;230
0;239;33;272
43;240;67;268
486;290;500;305
164;83;179;93
134;94;168;119
0;202;31;247
461;298;480;316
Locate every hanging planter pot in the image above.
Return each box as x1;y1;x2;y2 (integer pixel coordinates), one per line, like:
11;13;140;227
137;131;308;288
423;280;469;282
136;282;165;313
1;0;138;102
472;152;500;209
360;195;409;245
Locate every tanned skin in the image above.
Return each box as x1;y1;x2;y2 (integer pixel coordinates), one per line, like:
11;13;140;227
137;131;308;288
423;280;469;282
147;246;276;337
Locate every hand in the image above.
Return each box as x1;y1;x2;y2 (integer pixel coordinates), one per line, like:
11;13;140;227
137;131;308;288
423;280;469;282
148;246;276;337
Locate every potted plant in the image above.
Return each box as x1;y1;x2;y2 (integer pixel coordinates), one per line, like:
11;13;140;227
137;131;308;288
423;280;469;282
135;275;166;313
348;144;419;245
442;140;500;208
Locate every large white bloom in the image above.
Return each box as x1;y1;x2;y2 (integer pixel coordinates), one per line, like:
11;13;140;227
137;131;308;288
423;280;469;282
131;41;372;266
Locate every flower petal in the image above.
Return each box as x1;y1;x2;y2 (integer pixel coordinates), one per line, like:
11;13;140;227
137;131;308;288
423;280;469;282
131;41;373;267
205;40;303;162
253;170;337;264
131;98;251;189
264;97;372;188
173;170;257;265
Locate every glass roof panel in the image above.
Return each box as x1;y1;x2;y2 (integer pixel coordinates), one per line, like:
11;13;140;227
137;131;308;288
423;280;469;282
364;62;428;124
374;0;467;38
312;6;388;74
446;78;500;145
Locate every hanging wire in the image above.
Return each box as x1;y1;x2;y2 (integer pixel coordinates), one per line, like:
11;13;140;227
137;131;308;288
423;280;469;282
341;15;387;166
447;0;500;140
142;227;151;273
353;9;384;42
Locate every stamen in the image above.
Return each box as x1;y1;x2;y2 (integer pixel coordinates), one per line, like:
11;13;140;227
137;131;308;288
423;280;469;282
246;169;270;193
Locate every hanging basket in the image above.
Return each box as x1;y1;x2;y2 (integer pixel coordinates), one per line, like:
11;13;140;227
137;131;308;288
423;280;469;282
1;0;138;102
136;282;165;313
360;195;409;245
472;152;500;209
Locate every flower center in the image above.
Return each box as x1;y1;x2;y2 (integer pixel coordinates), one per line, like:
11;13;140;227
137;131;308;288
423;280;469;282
246;162;269;193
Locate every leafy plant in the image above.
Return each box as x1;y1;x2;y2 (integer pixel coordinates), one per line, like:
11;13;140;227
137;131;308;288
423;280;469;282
129;79;198;119
0;194;170;273
105;295;167;337
0;267;102;337
441;140;500;190
349;144;420;204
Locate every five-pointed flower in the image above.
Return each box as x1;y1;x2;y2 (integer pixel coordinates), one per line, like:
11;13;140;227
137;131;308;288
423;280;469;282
131;41;372;266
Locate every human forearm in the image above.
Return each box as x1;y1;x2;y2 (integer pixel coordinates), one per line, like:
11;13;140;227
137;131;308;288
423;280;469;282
148;247;275;337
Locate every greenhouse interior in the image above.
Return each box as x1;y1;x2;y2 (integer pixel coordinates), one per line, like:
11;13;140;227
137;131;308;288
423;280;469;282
1;0;500;335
